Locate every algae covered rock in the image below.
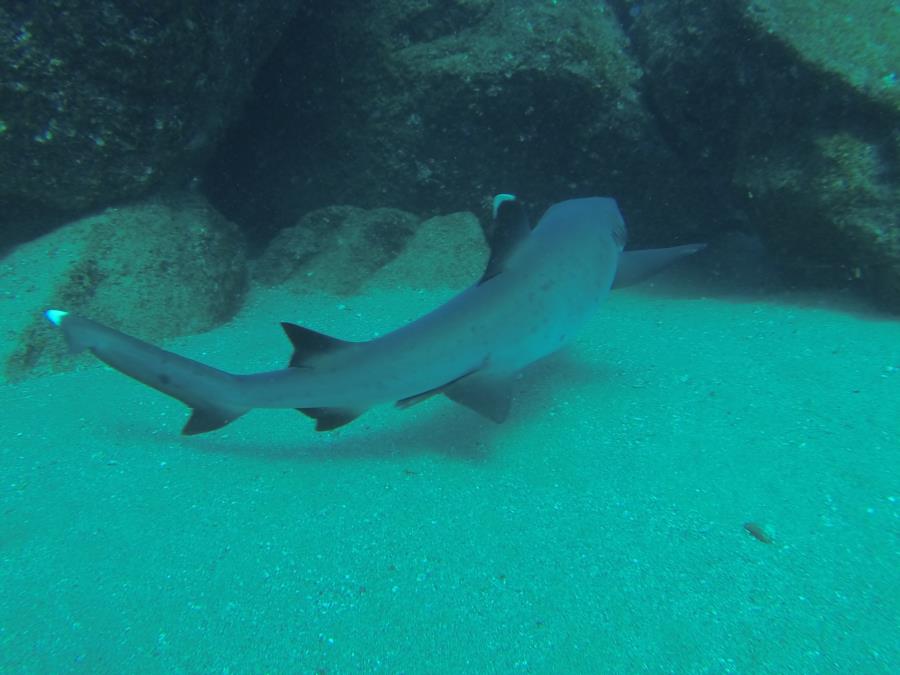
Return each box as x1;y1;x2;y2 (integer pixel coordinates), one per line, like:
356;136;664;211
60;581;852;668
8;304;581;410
745;0;900;111
737;130;900;305
368;211;489;291
254;206;420;295
204;0;712;247
0;1;301;236
619;0;900;308
736;1;900;304
1;194;247;382
6;0;899;310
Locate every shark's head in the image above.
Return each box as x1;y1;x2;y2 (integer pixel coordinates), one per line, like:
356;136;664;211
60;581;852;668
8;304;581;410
538;197;627;251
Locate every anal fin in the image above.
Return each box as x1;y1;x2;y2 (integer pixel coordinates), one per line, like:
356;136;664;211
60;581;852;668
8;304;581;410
298;407;364;431
182;405;247;435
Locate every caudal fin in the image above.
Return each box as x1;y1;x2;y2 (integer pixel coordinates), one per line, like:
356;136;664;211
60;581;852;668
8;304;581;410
45;309;248;434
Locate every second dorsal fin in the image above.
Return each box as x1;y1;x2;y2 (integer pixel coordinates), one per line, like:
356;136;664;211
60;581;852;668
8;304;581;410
479;194;531;284
280;322;354;368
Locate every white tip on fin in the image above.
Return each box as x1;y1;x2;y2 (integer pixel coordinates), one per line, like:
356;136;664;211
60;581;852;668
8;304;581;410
492;193;517;219
45;309;69;326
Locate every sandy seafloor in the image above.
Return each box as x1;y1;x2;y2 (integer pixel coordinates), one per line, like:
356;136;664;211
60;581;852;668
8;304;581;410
1;267;899;673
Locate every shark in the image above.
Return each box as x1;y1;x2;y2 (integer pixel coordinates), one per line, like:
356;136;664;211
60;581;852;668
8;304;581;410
44;195;704;435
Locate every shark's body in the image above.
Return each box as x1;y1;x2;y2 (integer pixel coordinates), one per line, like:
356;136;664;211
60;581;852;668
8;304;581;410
45;195;703;434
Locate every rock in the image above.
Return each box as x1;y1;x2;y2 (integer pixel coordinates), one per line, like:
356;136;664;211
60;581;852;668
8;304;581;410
745;0;900;112
203;0;713;248
368;211;488;290
9;0;900;309
254;206;420;295
1;194;247;382
0;1;301;241
737;131;900;306
617;0;900;308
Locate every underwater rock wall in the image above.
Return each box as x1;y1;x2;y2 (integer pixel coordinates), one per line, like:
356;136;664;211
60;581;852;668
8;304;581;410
2;0;899;311
201;0;899;308
618;0;900;307
0;1;302;242
203;0;715;248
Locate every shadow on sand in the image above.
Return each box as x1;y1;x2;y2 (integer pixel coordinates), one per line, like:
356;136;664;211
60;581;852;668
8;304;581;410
179;352;614;463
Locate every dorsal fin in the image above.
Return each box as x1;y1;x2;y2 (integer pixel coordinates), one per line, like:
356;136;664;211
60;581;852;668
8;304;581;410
280;322;354;368
479;194;531;284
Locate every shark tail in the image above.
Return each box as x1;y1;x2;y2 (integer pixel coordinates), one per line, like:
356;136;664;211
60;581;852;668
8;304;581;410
45;309;249;435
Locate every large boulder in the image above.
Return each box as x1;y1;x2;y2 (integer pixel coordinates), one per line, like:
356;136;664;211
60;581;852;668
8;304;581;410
255;206;488;296
616;0;900;307
0;1;302;243
204;0;900;309
367;211;489;291
254;206;420;295
11;0;897;309
1;194;247;382
203;0;714;248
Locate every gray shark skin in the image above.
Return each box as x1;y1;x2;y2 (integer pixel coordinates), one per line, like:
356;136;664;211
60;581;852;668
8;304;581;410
44;196;704;434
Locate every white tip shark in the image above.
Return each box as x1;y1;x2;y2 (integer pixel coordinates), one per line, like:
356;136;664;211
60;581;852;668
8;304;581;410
44;195;704;434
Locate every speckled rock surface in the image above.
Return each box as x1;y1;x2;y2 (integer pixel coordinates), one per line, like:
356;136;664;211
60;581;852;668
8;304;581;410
1;194;247;382
254;206;420;296
737;129;900;307
613;0;900;308
738;1;900;307
6;0;900;309
0;1;301;241
747;0;900;111
368;211;489;291
204;0;715;249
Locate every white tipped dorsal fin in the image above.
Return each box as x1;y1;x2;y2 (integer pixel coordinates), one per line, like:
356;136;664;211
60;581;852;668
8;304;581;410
45;309;69;326
481;194;531;284
492;193;517;219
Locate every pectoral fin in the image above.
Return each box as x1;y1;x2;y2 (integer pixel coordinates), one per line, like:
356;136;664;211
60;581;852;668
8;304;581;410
613;243;706;289
443;373;514;423
396;368;514;423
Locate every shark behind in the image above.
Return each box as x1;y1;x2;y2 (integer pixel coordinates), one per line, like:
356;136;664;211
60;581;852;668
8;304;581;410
44;195;704;434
